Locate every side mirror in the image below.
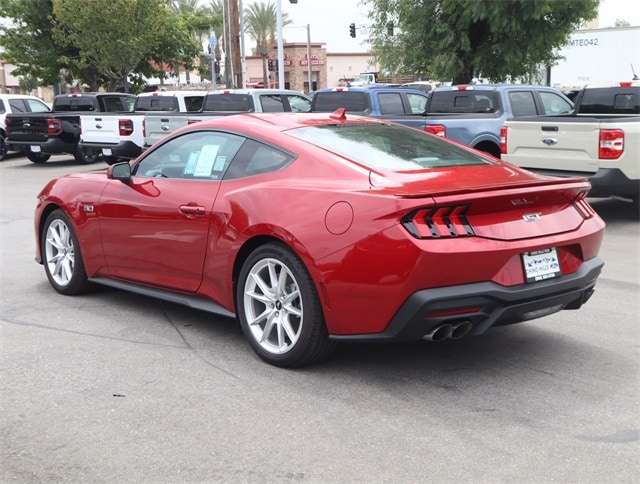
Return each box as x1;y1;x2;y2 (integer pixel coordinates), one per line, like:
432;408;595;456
107;162;132;182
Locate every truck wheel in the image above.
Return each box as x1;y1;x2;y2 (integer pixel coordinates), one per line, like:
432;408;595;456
0;134;7;161
74;146;100;164
27;152;51;163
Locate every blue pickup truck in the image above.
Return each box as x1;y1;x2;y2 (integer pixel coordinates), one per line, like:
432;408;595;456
423;84;574;157
310;85;430;130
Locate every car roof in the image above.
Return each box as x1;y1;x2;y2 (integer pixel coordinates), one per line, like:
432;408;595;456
314;85;427;95
138;90;207;97
210;88;310;97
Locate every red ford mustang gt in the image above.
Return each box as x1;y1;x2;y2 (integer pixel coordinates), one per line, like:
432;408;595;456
35;110;605;367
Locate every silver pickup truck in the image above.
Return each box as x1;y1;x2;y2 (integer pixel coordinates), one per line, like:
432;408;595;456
501;81;639;202
143;88;312;148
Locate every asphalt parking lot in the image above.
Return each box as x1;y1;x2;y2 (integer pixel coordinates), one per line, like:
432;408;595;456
1;153;638;483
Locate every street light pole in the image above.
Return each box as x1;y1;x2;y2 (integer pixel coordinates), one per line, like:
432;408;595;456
306;24;312;92
276;0;284;89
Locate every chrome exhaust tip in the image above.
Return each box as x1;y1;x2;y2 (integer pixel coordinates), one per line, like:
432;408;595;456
450;321;473;340
423;323;453;342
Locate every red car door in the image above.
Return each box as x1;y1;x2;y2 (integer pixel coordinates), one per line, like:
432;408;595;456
98;177;219;292
96;130;245;292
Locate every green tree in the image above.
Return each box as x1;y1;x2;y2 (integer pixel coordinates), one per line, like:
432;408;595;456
0;0;76;89
51;0;185;92
365;0;599;84
244;1;291;87
169;0;221;84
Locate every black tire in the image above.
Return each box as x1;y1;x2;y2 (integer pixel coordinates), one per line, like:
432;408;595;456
74;145;100;164
0;134;7;161
236;242;336;367
27;152;51;163
41;209;92;295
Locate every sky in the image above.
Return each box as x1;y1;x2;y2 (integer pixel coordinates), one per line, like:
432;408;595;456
242;0;640;54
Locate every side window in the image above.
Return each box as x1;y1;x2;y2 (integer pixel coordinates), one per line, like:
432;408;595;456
0;100;5;114
184;96;205;112
134;131;245;180
286;94;311;112
260;95;286;112
224;140;294;179
25;99;50;112
539;91;573;115
377;93;404;115
8;99;27;113
509;91;537;117
406;93;428;114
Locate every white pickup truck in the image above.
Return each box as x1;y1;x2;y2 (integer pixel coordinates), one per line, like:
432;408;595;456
142;88;312;148
501;81;639;202
79;90;206;164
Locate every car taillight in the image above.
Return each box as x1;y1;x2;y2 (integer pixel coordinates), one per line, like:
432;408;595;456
187;119;201;125
599;129;623;159
402;205;475;239
572;190;597;219
425;125;446;137
47;118;62;136
119;119;134;136
500;125;508;154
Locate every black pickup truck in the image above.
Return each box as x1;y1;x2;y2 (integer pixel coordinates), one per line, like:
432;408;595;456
6;92;136;163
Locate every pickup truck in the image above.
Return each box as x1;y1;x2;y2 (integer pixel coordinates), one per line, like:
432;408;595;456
0;94;51;160
5;92;136;163
423;84;574;157
501;81;639;202
78;91;207;164
310;86;430;130
143;88;311;148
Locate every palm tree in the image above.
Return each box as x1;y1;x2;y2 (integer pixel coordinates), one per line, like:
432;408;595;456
244;1;291;87
170;0;218;84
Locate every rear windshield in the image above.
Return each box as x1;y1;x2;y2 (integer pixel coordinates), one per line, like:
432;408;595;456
578;87;639;114
288;124;491;171
202;94;254;112
53;97;96;111
428;91;499;114
136;96;178;111
312;92;370;113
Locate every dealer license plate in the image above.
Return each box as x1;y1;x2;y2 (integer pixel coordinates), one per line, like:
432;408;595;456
522;248;561;283
102;148;112;156
30;145;41;153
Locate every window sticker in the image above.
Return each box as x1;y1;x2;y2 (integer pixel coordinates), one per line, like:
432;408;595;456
193;144;220;177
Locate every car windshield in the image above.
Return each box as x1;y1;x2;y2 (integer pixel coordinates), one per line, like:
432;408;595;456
288;124;492;171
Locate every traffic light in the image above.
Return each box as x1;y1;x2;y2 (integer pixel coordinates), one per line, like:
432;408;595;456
214;61;220;74
268;59;278;72
349;23;356;38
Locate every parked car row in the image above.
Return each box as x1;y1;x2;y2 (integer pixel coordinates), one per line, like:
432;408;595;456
6;81;638;202
3;88;314;165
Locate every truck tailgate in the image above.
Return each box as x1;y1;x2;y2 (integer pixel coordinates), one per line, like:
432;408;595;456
504;120;600;174
81;115;121;143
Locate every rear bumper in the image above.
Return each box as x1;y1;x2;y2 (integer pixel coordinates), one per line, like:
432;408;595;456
9;138;75;155
79;140;142;159
329;256;604;342
587;168;639;199
525;167;639;199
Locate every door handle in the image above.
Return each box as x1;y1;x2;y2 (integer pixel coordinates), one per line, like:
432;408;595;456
179;204;206;216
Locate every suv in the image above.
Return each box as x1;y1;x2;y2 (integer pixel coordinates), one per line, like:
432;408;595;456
0;94;51;160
